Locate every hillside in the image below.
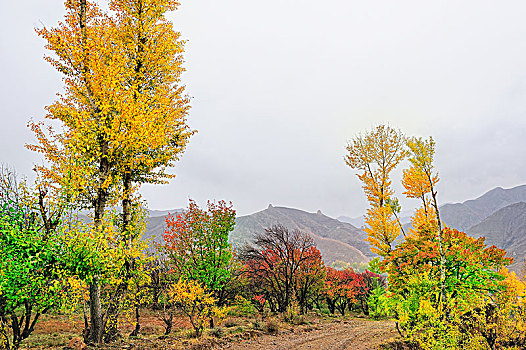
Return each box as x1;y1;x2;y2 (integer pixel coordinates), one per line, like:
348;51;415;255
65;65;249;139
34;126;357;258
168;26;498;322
143;209;182;251
467;202;526;272
230;205;372;266
440;184;526;231
137;185;526;269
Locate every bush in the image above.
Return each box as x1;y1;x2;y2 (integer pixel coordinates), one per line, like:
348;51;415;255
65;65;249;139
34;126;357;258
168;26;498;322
265;320;280;334
283;300;299;323
252;319;263;330
367;286;390;319
168;279;218;337
229;296;256;317
209;327;225;338
293;315;308;325
223;318;239;328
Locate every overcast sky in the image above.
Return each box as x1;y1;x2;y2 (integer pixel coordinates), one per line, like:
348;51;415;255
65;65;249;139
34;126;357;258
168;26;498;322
1;1;525;218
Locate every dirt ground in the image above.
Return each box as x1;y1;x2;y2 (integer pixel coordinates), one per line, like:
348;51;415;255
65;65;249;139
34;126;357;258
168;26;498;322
23;313;401;349
219;319;401;350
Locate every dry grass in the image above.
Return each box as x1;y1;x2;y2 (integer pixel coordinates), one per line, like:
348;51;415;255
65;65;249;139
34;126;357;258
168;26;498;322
18;310;397;349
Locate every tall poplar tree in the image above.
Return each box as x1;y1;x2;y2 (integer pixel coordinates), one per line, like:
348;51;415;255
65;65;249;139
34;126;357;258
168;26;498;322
28;0;192;343
344;124;407;256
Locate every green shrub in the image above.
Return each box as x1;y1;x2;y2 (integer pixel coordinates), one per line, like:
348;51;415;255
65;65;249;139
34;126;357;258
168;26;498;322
229;296;256;317
367;286;391;319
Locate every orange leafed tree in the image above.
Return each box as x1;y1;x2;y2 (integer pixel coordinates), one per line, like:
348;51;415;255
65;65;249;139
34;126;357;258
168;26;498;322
344;124;407;256
28;0;193;343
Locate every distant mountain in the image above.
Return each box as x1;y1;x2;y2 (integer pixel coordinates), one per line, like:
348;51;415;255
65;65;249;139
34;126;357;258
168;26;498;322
440;185;526;231
231;205;372;266
337;215;365;228
129;184;526;272
143;209;183;251
147;209;181;218
339;212;412;229
467;202;526;273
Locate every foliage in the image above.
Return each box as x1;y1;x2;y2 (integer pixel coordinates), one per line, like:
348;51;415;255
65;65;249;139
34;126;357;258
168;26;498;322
163;200;236;297
345;125;407;256
367;257;382;274
475;268;526;348
0;168;99;350
331;260;369;272
241;224;324;313
230;296;256;317
294;246;326;313
324;267;355;316
29;0;194;342
345;124;407;208
168;279;226;337
382;223;512;348
214;257;249;307
283;300;300;323
0;204;73;350
367;286;390;319
30;0;193;201
252;295;266;317
383;227;511;303
324;267;385;316
345;125;523;349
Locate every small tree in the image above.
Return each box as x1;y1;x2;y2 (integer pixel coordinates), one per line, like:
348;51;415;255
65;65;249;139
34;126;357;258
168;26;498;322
295;247;326;314
163;200;236;296
241;224;321;312
0;208;65;350
168;279;223;337
349;270;386;315
324;267;355;316
0;168;96;350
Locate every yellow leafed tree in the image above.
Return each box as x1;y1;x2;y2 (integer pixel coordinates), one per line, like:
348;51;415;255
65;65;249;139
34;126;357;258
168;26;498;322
28;0;193;343
403;136;447;309
344;124;406;256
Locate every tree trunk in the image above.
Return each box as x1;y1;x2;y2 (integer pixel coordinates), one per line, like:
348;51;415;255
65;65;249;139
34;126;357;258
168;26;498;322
129;305;140;337
88;139;109;344
88;279;103;344
360;298;369;316
104;172;134;340
122;172;132;248
163;311;173;335
429;183;446;316
326;297;335;314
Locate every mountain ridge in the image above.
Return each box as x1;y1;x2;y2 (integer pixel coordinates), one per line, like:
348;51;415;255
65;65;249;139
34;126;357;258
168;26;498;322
229;205;372;266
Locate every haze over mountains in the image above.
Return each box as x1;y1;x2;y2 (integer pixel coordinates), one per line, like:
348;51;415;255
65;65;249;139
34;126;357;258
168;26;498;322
144;184;526;271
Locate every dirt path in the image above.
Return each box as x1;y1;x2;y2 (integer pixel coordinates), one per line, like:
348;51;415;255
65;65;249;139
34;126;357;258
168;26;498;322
220;319;400;350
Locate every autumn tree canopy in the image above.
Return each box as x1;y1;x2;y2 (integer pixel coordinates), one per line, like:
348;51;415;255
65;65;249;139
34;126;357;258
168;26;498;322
345;124;520;349
345;125;407;256
163;200;236;297
240;224;325;313
28;0;193;343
